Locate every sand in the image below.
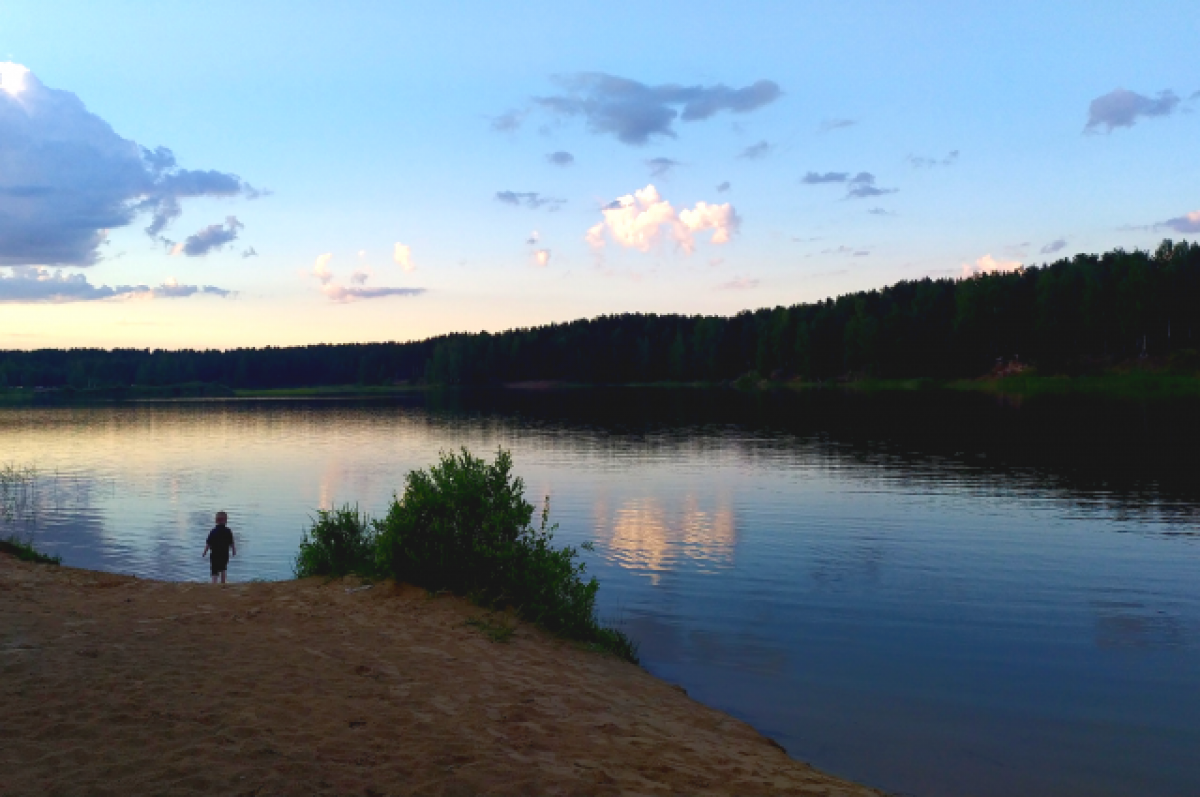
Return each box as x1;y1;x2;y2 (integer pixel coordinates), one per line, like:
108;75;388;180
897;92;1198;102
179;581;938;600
1;554;882;796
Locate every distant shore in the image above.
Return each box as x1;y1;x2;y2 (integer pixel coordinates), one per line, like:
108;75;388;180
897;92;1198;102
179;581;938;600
0;553;880;796
3;370;1200;405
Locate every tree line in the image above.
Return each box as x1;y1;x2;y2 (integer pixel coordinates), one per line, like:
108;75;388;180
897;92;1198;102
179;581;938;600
2;240;1197;390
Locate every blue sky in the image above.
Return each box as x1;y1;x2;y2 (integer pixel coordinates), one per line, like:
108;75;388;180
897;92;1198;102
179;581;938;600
0;1;1196;348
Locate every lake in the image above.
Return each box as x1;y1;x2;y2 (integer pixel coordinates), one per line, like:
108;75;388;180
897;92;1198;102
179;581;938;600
2;388;1197;797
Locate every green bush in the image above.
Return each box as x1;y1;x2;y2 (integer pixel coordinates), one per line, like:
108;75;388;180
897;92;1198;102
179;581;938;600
374;448;637;662
294;504;376;578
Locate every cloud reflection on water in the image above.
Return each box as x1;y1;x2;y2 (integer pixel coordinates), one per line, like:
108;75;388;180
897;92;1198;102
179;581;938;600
595;491;737;584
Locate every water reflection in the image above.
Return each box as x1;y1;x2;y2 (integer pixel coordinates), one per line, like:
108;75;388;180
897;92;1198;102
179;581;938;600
597;492;737;583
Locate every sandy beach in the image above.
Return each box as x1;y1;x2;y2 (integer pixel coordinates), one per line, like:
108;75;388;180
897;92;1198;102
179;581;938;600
1;553;881;796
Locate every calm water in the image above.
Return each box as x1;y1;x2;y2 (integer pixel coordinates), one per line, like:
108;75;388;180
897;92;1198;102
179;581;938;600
2;389;1198;797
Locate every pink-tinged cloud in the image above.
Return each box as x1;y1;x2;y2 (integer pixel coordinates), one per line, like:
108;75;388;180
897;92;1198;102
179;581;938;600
1160;210;1200;233
532;249;551;267
393;243;414;272
585;184;739;255
311;251;425;302
962;254;1022;279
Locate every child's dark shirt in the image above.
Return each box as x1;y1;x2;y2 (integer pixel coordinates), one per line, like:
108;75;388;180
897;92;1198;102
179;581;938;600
207;524;234;573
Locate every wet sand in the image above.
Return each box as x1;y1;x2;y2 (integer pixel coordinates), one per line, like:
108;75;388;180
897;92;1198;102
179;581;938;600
1;554;881;796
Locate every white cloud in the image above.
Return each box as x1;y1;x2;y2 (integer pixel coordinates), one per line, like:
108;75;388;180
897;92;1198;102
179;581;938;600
393;242;414;272
585;185;738;255
313;253;334;284
962;254;1022;278
533;249;551;267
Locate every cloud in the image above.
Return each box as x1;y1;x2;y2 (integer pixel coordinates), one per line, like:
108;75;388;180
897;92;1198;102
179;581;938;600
532;73;782;145
495;190;565;210
716;181;731;193
0;63;262;267
393;242;415;272
801;171;850;184
242;247;258;258
717;277;760;290
738;140;772;160
178;216;243;257
585;184;738;255
844;173;896;199
313;253;334;284
1040;238;1068;254
1159;210;1200;233
0;265;230;303
526;230;540;245
320;285;426;303
491;108;527;132
822;245;870;256
908;150;959;168
646;157;680;177
546;151;574;166
802;170;897;199
532;249;551;267
961;254;1022;279
867;207;892;216
311;251;424;302
820;118;856;132
151;277;232;299
1086;88;1180;132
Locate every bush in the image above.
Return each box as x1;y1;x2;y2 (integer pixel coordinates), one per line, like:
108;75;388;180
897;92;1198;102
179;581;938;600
374;448;637;662
294;504;376;578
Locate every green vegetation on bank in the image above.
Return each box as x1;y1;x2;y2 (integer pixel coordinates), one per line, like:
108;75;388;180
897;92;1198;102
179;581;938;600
295;449;638;663
1;240;1198;390
234;384;420;398
0;381;234;404
0;537;61;565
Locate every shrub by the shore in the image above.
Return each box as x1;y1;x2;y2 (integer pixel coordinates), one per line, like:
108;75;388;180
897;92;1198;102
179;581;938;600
295;449;638;663
294;505;376;578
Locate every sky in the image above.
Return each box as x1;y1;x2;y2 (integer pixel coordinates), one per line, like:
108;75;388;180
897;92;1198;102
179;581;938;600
0;1;1196;349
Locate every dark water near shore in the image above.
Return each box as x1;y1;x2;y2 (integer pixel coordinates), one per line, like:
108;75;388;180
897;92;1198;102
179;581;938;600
2;389;1198;797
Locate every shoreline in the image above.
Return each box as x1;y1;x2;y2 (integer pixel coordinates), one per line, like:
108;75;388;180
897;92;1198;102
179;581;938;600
1;554;882;796
4;371;1200;405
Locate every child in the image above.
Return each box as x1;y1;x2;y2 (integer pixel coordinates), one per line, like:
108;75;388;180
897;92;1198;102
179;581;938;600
202;511;237;584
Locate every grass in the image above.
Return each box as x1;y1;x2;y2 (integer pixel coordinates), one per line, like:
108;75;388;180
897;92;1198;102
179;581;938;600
0;536;61;565
948;372;1200;399
466;613;518;643
235;385;421;398
0;463;39;525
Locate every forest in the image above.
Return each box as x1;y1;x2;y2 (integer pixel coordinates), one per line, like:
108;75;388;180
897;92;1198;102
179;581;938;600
2;240;1198;391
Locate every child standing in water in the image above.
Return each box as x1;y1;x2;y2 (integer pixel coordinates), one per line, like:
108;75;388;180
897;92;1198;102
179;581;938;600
202;511;236;584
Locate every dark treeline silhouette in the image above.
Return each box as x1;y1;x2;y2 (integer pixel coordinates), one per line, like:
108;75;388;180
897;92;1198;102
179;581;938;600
3;240;1198;390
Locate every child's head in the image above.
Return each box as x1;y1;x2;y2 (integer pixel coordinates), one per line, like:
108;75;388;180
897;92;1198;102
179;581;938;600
215;511;228;525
